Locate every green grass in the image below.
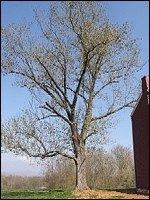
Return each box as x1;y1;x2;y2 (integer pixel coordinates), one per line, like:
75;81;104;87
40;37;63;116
1;189;76;199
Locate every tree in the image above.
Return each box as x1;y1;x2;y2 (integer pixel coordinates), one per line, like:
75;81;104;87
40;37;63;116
1;1;142;191
111;145;135;188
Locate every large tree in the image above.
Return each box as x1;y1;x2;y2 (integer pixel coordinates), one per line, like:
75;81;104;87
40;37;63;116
1;1;142;190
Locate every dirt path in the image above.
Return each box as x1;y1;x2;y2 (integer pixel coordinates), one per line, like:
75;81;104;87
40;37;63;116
73;189;149;199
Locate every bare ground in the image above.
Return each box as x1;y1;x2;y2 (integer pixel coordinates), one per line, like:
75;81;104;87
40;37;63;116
73;189;149;199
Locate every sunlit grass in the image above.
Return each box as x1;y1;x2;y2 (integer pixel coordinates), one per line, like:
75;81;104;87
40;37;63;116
1;189;76;199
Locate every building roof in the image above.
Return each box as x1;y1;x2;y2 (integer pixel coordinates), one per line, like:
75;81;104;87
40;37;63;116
142;75;149;93
131;76;149;117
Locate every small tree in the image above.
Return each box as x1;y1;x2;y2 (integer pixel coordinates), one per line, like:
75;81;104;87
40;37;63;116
2;1;142;190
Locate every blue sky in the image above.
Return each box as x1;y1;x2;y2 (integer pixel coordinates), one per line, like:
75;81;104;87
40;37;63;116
1;1;149;176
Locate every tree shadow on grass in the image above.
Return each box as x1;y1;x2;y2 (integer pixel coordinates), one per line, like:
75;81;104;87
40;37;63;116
114;188;149;197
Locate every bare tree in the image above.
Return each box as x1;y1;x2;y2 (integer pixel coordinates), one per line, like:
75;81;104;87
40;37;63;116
111;145;135;188
1;1;142;190
43;157;75;189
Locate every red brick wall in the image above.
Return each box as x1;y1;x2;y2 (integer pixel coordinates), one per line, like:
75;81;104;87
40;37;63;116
131;93;149;189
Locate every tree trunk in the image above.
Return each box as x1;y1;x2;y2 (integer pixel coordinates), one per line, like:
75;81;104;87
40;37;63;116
74;149;89;191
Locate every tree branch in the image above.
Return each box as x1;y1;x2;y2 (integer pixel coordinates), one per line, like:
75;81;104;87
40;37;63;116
35;55;71;109
18;143;76;161
91;100;137;121
41;102;72;125
72;54;88;109
84;131;98;142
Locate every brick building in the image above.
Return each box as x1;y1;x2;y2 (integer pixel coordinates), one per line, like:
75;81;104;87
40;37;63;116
131;76;149;190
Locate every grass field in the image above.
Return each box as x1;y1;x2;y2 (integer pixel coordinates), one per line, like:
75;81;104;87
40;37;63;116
1;189;76;199
1;189;149;199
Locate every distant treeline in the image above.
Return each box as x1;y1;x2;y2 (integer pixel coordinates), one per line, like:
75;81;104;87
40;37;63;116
1;145;135;190
1;175;46;190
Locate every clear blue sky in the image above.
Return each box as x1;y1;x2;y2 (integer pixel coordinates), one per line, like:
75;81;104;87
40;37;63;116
1;1;149;176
